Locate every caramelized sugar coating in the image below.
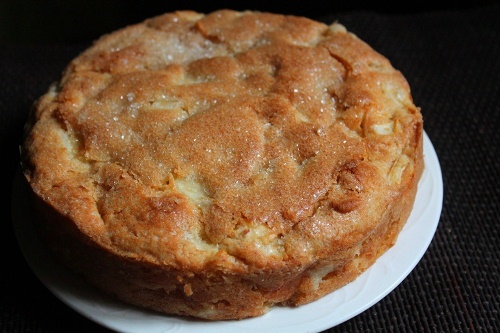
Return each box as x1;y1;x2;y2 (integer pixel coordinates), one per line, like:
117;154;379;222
22;10;423;320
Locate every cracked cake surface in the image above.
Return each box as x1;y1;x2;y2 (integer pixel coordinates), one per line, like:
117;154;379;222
22;9;424;320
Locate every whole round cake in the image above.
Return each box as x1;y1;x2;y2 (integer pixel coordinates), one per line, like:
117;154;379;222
22;9;424;320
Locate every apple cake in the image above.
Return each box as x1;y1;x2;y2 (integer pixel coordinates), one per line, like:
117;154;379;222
21;9;424;320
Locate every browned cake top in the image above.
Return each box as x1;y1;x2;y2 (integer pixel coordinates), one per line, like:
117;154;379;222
23;10;423;273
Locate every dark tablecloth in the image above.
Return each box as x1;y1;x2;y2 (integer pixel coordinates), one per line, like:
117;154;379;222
1;3;498;332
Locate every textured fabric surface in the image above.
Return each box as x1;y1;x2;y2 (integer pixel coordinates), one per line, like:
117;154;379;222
1;3;498;332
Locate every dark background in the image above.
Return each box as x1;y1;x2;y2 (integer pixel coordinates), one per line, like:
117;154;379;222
1;1;499;332
0;0;497;45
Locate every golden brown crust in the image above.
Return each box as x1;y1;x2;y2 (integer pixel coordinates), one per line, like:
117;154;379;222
22;9;424;320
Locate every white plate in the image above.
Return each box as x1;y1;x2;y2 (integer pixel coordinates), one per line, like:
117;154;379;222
12;132;443;333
